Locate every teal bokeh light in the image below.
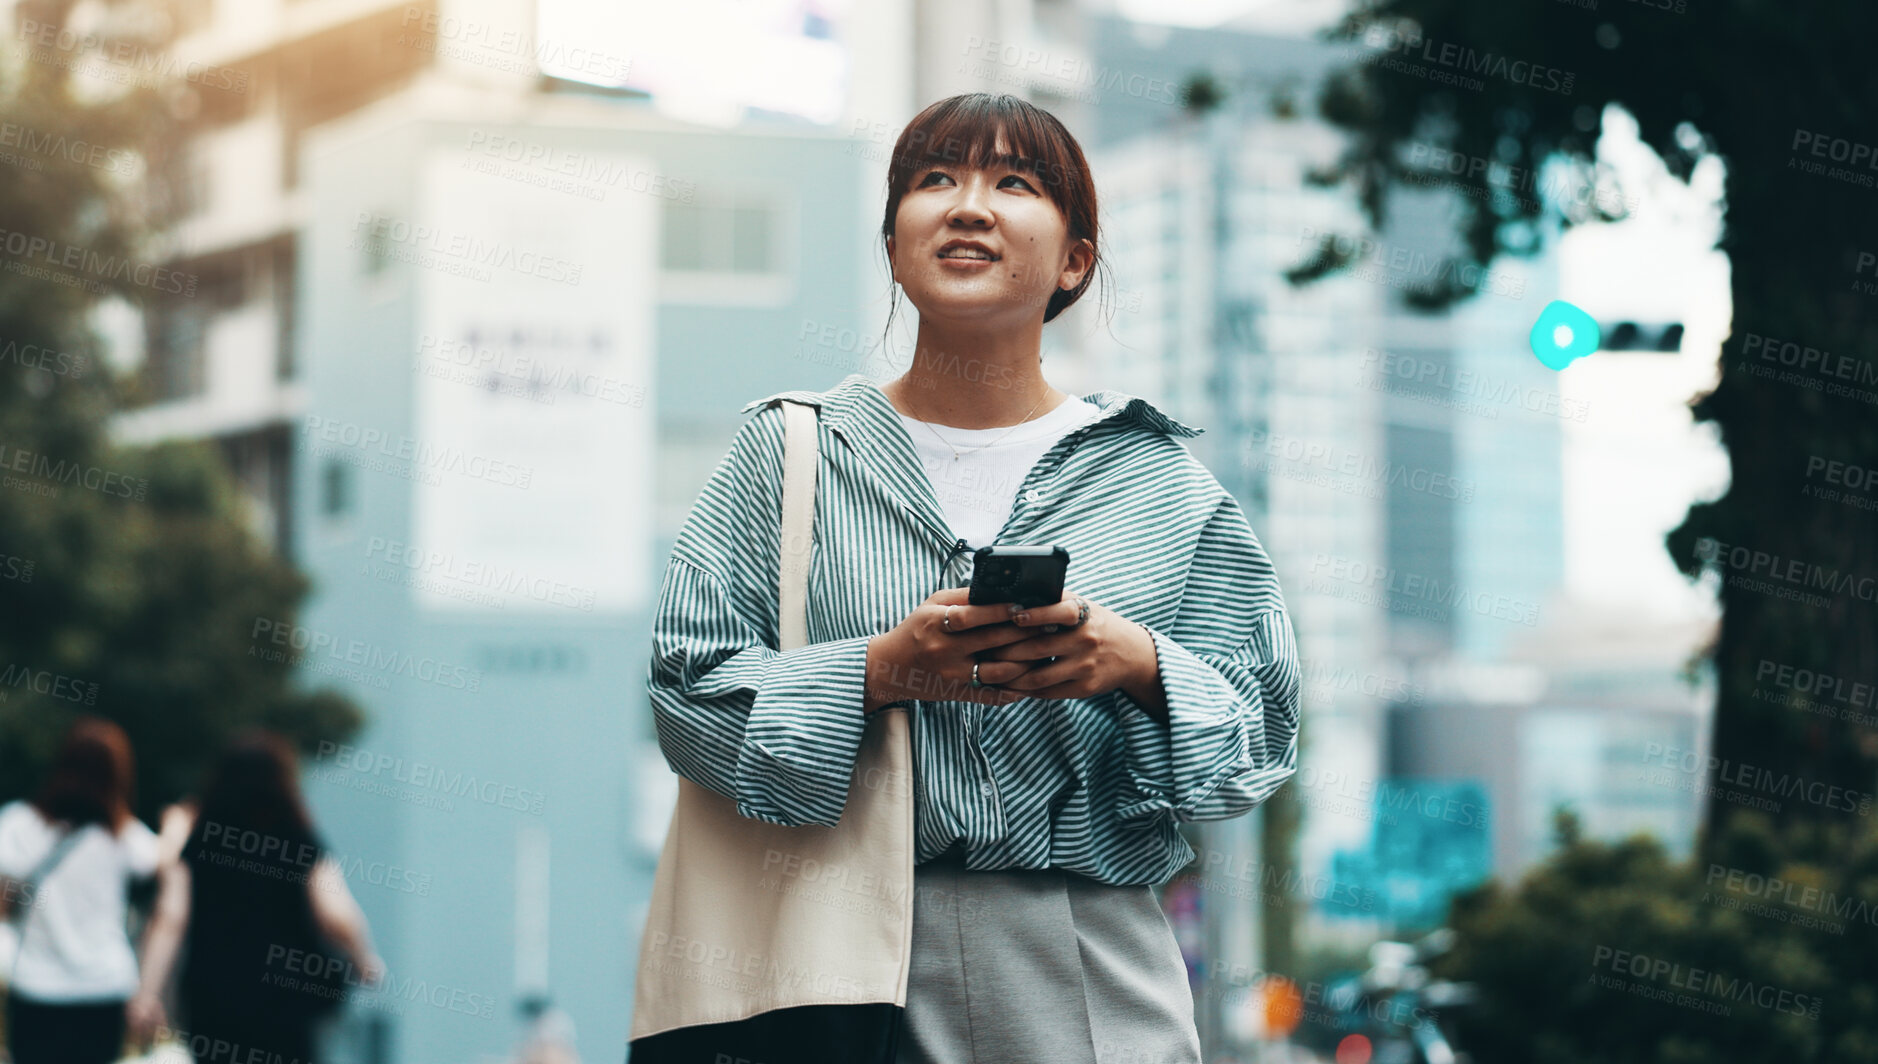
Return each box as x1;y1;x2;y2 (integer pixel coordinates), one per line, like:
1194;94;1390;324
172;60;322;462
1529;300;1601;370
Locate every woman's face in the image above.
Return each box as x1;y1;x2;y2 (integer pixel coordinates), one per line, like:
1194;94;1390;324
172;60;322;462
886;135;1092;328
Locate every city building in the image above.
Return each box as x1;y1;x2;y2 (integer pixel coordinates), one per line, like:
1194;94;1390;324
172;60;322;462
45;0;910;1058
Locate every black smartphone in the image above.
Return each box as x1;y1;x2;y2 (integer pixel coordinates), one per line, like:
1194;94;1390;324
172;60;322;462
968;545;1070;608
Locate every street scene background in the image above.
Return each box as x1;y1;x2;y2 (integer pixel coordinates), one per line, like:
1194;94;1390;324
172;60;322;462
0;0;1872;1061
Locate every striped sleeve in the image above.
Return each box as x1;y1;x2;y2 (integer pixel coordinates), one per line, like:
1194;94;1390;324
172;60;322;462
644;409;873;829
1113;494;1301;825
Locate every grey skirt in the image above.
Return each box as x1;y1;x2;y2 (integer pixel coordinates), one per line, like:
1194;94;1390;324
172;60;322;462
894;849;1203;1064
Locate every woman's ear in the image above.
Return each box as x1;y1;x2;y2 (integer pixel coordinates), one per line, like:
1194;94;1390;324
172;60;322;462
1058;236;1094;292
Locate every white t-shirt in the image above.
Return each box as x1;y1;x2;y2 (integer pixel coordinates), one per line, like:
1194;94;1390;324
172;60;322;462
897;394;1103;548
0;799;159;1001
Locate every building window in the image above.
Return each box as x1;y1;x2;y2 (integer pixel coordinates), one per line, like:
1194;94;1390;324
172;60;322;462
358;212;399;277
320;459;351;517
173;148;211;220
659;197;792;305
661;200;780;273
729;205;772;272
274;239;296;380
662;203;708;270
1384;420;1457;655
140;303;207;402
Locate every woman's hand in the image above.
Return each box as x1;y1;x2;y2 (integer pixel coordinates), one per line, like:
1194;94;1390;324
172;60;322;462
354;951;386;988
126;991;167;1044
863;587;1042;711
973;590;1165;709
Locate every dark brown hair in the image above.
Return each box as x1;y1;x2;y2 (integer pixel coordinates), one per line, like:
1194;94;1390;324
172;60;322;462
32;715;136;833
185;729;319;852
880;93;1106;325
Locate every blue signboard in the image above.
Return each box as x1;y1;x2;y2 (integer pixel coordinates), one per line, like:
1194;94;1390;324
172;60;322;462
1321;779;1493;927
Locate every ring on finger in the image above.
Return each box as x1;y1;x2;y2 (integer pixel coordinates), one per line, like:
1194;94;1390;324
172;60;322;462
1071;596;1090;627
942;605;955;632
971;662;983;687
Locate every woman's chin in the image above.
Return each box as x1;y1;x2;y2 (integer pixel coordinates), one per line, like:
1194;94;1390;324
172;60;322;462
904;286;1049;325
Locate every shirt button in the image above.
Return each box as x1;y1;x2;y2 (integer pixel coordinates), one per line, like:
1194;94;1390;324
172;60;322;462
980;782;994;796
1024;489;1041;503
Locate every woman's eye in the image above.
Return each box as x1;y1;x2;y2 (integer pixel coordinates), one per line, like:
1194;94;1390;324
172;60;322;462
914;170;1034;190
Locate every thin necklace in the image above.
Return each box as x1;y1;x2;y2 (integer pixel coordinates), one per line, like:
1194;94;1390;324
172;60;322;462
912;388;1056;461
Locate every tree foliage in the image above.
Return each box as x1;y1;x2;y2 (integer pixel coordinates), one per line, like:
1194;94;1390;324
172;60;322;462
0;0;363;818
1437;810;1878;1063
1306;0;1878;853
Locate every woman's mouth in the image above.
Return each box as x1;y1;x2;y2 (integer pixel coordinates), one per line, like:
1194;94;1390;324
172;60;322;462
936;241;1000;264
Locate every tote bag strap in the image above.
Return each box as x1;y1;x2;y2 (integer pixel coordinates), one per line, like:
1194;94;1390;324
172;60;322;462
630;396;914;1044
777;400;818;652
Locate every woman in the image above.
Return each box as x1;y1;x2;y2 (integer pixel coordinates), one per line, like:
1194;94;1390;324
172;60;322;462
0;716;159;1064
127;730;384;1062
647;93;1301;1063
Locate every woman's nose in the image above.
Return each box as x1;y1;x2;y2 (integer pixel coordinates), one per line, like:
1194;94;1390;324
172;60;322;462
948;180;994;227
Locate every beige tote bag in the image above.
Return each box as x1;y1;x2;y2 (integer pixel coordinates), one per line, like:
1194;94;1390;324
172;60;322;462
630;398;917;1040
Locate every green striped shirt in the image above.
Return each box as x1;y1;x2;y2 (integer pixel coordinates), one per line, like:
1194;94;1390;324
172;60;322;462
646;373;1300;886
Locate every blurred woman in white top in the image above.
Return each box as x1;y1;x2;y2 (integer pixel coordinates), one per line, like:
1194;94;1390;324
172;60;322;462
0;715;159;1064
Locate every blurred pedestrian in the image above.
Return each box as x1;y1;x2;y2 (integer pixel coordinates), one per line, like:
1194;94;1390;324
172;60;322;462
127;729;383;1063
0;715;159;1064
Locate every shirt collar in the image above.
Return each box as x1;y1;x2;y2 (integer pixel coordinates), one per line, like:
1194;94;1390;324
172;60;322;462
740;375;1203;556
740;373;1205;440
